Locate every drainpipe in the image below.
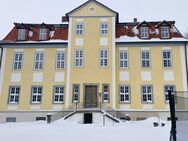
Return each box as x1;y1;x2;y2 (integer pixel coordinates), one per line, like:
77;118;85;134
0;46;3;69
185;41;188;91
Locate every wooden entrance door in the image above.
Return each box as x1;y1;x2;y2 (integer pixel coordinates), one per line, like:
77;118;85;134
85;85;97;108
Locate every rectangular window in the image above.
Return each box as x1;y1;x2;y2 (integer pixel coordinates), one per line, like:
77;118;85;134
161;26;169;38
6;117;16;122
73;84;80;103
140;27;149;39
103;84;109;103
119;85;130;103
75;50;84;67
162;50;172;68
13;52;23;70
34;52;44;70
141;50;151;68
9;86;20;104
100;49;108;67
141;85;153;103
119;50;128;68
31;86;42;104
39;28;47;40
164;85;176;102
17;29;26;40
53;86;64;103
76;23;83;35
100;23;108;35
56;52;65;69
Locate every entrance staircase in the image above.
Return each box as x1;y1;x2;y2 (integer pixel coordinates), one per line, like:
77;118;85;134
50;103;122;123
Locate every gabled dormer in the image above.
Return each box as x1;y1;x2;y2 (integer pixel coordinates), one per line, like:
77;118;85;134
156;20;174;39
137;21;151;39
37;23;54;41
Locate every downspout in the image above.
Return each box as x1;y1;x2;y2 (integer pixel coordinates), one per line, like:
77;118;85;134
184;41;188;91
0;46;3;69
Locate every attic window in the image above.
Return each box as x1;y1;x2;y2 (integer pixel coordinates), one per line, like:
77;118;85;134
17;29;26;40
161;26;169;39
140;27;149;39
39;28;47;40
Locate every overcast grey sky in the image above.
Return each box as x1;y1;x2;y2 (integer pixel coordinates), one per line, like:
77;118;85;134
1;0;188;39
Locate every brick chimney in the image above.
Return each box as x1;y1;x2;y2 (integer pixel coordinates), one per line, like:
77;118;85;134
62;16;68;22
133;18;137;23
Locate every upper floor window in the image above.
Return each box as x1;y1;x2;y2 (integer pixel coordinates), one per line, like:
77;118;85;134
56;52;65;69
141;50;151;68
53;86;64;103
100;49;108;67
140;27;149;39
141;85;153;103
39;28;47;40
17;29;26;40
34;52;44;70
119;85;130;103
73;84;80;103
76;23;84;35
100;23;108;35
103;84;109;103
75;50;84;67
8;86;20;104
119;50;128;68
31;86;42;104
161;26;169;38
164;85;176;103
13;52;23;70
162;50;172;68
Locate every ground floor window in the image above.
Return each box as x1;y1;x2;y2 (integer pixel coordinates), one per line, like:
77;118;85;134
141;85;153;103
31;86;42;104
73;84;80;103
103;84;109;103
119;85;130;103
9;86;20;104
6;117;16;122
53;86;64;103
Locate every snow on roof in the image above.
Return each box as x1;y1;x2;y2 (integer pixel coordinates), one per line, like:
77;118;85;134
10;39;68;44
116;35;188;43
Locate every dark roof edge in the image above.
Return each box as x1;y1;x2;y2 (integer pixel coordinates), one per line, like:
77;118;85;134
116;41;188;45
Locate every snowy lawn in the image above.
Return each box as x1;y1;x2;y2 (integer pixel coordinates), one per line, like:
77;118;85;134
0;117;171;141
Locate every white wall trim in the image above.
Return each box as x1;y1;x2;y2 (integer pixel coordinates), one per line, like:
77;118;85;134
162;47;172;50
66;17;73;107
32;73;43;82
0;48;7;95
112;17;116;109
163;71;174;81
75;38;84;46
141;47;150;50
100;18;108;22
11;73;21;82
35;48;45;52
55;72;64;82
14;49;24;52
120;72;129;81
141;72;151;81
180;46;187;92
56;48;66;51
76;18;83;22
119;47;128;51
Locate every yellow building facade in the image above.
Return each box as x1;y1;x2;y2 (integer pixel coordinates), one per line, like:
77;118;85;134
0;0;187;122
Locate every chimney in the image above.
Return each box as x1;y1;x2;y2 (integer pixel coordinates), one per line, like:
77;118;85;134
133;18;137;23
62;16;68;22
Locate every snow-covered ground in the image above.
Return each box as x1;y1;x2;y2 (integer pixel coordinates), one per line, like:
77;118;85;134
177;121;188;141
0;117;171;141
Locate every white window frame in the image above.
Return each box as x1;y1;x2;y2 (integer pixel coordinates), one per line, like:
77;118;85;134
39;28;47;40
56;51;65;69
100;49;108;67
17;29;26;40
119;85;130;103
34;52;44;70
119;50;128;68
141;85;153;103
164;85;176;103
161;26;169;38
74;50;84;67
103;84;109;103
162;50;172;68
140;27;149;39
31;86;42;104
53;86;64;103
13;52;23;70
9;86;20;104
100;23;108;35
73;84;80;103
141;50;151;68
76;23;84;35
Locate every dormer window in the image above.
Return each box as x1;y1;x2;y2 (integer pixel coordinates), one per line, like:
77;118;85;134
140;26;149;39
161;26;169;38
39;28;47;40
17;29;26;40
